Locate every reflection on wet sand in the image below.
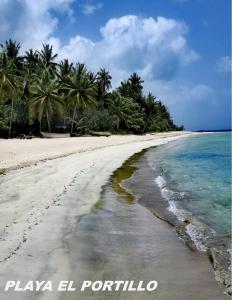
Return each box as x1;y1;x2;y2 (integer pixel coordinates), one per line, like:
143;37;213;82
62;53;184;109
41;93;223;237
64;151;226;300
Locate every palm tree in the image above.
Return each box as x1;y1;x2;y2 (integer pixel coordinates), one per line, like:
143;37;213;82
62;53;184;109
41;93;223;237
57;59;73;82
87;71;96;84
30;69;62;132
75;63;87;75
142;93;157;133
128;73;144;104
61;71;97;134
0;53;19;137
109;91;144;132
0;54;16;97
117;80;133;98
1;39;23;70
57;59;73;83
56;59;74;126
37;44;58;72
23;50;39;107
96;69;112;108
108;92;128;130
96;68;112;93
129;72;144;91
24;49;39;71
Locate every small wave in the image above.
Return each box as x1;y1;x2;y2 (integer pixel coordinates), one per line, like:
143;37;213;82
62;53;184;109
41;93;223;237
186;223;208;251
155;175;190;221
154;175;216;252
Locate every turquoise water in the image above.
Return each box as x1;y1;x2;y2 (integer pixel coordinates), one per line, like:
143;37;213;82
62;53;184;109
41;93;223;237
161;132;231;241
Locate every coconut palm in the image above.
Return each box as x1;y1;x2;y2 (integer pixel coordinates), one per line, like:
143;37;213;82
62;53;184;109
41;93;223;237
109;91;144;132
142;92;158;132
87;71;96;84
24;49;39;71
0;39;180;138
108;92;128;130
57;59;73;83
30;69;62;132
75;63;87;75
37;44;58;72
129;72;144;91
61;71;97;134
0;53;19;137
117;80;133;98
0;54;16;97
1;39;23;71
97;68;112;93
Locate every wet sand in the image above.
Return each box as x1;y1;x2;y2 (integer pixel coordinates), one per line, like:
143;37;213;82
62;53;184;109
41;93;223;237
65;181;226;299
0;132;227;299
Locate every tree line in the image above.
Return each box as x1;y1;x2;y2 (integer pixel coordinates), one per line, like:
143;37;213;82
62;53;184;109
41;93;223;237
0;39;183;138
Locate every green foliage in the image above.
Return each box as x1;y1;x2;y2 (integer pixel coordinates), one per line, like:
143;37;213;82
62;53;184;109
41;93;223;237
0;101;10;135
61;66;97;133
0;39;183;137
37;44;58;72
76;109;115;133
0;53;17;98
109;91;144;133
30;69;62;132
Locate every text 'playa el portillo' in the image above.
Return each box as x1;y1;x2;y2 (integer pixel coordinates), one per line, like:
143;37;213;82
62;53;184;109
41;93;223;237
4;280;158;292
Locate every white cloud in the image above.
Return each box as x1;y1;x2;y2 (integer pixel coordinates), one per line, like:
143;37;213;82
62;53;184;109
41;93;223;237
59;15;199;84
82;2;103;15
146;80;218;130
145;81;213;105
0;5;198;81
58;15;215;129
1;2;216;129
216;56;231;73
0;0;74;51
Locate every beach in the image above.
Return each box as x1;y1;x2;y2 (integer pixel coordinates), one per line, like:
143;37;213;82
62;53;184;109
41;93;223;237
0;132;186;173
0;132;227;299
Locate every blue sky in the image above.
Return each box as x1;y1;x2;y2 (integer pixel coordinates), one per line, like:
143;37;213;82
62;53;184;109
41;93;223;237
0;0;231;130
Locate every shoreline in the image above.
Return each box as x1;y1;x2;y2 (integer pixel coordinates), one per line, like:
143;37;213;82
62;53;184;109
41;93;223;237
72;143;227;299
120;145;230;295
0;131;227;299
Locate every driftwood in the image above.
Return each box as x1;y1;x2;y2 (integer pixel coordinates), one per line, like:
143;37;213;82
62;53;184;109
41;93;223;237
18;134;33;139
89;131;111;137
40;132;70;138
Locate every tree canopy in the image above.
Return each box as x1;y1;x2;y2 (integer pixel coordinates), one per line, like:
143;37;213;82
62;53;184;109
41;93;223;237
0;39;183;137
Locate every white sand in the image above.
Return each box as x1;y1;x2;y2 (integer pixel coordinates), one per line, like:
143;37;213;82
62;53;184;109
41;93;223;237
0;132;190;172
0;132;225;299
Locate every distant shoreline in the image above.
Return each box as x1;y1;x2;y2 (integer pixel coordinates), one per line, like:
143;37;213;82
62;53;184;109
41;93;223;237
195;129;231;132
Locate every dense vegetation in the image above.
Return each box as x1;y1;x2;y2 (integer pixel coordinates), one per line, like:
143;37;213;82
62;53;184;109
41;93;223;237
0;39;183;138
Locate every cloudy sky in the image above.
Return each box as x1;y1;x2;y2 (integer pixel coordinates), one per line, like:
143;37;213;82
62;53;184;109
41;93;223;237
0;0;230;130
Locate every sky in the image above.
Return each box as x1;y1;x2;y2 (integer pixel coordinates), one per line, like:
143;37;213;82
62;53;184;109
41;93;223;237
0;0;231;130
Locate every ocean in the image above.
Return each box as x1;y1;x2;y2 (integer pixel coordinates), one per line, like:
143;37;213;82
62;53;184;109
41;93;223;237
146;132;231;252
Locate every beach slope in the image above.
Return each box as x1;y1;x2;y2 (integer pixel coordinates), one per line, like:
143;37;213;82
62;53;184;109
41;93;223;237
0;132;226;299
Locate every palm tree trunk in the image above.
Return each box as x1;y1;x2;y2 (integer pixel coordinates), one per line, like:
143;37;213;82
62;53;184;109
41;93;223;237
116;119;119;131
71;105;77;134
63;112;66;127
63;106;66;127
142;113;151;133
8;99;14;138
46;111;51;133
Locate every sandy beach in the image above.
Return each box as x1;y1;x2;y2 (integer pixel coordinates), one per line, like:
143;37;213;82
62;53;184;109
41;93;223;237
0;132;186;173
0;132;227;299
